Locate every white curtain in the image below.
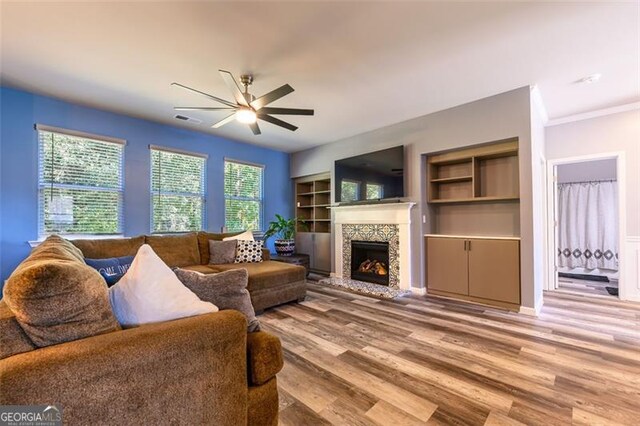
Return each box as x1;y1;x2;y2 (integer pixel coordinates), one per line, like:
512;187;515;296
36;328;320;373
557;180;618;270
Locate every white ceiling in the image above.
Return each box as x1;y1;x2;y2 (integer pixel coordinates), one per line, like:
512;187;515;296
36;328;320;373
1;1;638;153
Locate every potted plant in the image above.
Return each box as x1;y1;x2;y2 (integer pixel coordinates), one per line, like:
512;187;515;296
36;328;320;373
264;214;306;256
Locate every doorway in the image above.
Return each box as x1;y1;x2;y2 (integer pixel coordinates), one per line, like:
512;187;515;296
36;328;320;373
546;154;626;299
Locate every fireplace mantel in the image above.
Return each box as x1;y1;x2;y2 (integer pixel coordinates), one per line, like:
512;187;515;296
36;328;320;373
332;202;416;292
332;202;415;225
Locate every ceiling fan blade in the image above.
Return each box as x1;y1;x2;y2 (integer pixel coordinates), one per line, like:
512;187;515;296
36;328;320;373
249;122;261;135
259;107;314;116
172;82;237;108
258;114;298;131
212;113;236;129
219;70;249;106
175;106;236;111
250;84;294;110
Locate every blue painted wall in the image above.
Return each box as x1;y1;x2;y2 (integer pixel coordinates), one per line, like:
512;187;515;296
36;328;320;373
0;86;293;282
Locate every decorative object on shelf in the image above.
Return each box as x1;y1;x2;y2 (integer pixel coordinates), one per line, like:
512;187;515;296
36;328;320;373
172;70;314;135
264;214;307;256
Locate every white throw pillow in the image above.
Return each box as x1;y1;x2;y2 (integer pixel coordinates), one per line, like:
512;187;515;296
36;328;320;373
223;230;254;241
109;244;217;327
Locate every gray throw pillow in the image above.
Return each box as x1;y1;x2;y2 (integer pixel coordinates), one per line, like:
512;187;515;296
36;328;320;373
174;268;260;332
208;240;237;265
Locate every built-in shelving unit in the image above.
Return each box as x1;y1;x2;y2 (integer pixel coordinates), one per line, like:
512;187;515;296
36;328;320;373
427;140;519;203
294;173;332;274
295;176;332;233
423;138;522;310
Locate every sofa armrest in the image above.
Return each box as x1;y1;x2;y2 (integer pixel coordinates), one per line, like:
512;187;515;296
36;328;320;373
261;248;271;261
0;311;249;425
247;331;283;386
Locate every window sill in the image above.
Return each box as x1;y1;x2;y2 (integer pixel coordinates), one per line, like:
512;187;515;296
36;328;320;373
28;234;125;248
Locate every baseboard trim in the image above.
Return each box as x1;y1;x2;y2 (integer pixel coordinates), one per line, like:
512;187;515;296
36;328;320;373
520;298;544;317
410;287;427;295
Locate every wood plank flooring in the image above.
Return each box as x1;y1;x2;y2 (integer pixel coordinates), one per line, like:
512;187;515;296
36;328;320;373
260;283;640;425
557;276;616;298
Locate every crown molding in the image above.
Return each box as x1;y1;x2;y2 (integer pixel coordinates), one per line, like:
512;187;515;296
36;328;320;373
546;102;640;127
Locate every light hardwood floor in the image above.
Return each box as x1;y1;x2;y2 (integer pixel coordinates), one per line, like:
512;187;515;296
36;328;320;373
557;275;616;298
260;283;640;425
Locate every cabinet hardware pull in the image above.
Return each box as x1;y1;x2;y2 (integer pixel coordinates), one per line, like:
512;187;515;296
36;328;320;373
464;240;468;251
468;240;471;251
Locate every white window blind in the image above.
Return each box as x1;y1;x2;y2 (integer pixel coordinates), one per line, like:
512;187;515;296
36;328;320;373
150;147;206;233
224;159;264;232
37;127;124;237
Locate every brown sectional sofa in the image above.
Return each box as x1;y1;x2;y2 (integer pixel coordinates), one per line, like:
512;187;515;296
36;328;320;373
0;232;289;425
71;231;307;312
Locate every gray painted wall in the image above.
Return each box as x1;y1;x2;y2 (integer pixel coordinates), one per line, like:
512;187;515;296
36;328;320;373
557;158;617;183
546;109;640;236
291;86;540;309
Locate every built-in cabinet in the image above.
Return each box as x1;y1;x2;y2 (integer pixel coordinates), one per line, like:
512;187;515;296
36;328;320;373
424;138;522;310
294;173;332;274
426;236;521;309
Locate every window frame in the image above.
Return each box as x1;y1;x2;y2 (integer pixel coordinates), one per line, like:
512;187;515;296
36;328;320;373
149;145;208;234
223;157;265;233
36;124;126;239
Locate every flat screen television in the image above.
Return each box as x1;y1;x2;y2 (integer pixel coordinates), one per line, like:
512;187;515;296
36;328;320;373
335;145;405;203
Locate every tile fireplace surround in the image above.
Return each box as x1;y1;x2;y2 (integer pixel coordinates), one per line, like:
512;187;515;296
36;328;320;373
320;202;416;298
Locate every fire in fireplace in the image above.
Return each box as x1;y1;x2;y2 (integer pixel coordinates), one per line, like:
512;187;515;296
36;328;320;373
350;240;390;286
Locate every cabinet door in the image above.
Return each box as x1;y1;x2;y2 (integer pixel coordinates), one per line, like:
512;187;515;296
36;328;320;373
468;239;520;304
313;233;332;273
296;233;315;268
426;237;469;295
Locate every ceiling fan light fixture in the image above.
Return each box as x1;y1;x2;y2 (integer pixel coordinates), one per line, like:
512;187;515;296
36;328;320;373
236;108;257;124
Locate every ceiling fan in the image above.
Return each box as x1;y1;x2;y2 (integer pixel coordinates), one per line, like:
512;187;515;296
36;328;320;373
172;70;314;135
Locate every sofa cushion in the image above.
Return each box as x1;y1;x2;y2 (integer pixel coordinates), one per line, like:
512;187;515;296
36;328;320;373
109;245;217;327
209;261;306;292
0;300;36;360
180;264;221;274
197;231;243;265
72;236;144;259
3;235;120;347
209;240;237;264
246;332;284;386
175;268;260;332
145;233;200;267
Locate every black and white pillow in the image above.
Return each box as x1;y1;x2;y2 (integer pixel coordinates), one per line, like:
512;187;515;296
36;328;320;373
234;240;263;263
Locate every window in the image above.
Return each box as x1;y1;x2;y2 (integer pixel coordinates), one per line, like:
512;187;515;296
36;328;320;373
224;159;264;232
151;146;206;233
366;183;384;200
37;126;125;237
340;179;360;202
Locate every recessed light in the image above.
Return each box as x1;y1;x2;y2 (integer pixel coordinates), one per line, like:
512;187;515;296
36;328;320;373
577;73;602;84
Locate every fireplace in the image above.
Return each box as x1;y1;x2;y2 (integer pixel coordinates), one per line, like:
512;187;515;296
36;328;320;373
350;240;390;286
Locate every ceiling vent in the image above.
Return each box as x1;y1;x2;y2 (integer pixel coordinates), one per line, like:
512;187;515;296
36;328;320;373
174;114;202;124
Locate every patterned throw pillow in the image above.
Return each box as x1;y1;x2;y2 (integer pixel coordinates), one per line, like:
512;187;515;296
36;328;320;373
85;256;135;286
235;240;263;263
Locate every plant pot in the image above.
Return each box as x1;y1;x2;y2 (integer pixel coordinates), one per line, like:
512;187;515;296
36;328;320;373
274;239;295;256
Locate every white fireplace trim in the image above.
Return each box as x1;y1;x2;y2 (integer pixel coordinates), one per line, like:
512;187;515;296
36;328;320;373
333;202;416;291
